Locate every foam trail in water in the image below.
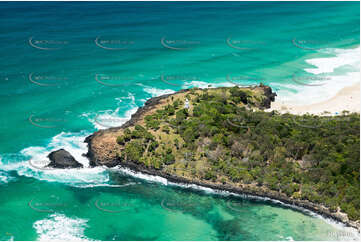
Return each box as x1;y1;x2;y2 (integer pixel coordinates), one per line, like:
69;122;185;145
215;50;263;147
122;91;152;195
275;47;360;105
84;92;138;130
137;83;175;97
89;107;138;130
114;167;168;185
33;214;93;241
183;80;235;89
305;47;360;75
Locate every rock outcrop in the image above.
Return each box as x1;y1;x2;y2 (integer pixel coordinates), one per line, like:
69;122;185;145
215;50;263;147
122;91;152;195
260;84;277;109
47;149;83;168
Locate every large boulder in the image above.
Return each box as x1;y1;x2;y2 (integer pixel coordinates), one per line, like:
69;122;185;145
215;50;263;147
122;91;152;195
261;85;277;109
47;149;83;168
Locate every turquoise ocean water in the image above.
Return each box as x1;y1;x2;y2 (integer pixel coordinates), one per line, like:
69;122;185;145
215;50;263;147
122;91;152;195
0;1;360;240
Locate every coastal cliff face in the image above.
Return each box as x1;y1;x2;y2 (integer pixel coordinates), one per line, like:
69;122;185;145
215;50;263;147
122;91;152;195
84;85;360;229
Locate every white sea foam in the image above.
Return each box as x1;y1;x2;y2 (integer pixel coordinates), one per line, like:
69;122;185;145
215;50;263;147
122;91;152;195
82;92;138;130
0;90;142;187
140;84;175;97
276;46;360;105
100;94;136;130
183;80;235;89
48;131;90;167
33;214;92;241
0;131;110;187
305;47;360;75
114;166;168;185
89;107;138;130
115;92;136;105
139;80;235;97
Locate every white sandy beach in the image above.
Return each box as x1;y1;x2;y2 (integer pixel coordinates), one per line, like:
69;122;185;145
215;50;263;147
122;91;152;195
268;82;360;115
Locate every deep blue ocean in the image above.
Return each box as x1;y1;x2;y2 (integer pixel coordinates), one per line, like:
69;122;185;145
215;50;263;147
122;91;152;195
0;1;360;241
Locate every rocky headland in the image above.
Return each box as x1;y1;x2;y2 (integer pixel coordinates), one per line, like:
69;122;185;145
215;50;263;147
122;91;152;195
49;85;359;230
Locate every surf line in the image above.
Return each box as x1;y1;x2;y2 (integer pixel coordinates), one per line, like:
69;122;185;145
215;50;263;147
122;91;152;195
111;166;360;235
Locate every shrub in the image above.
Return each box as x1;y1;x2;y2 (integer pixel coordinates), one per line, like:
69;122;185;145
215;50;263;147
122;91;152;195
162;126;170;134
124;140;144;162
146;119;160;130
163;150;175;165
204;170;217;180
230;87;248;104
116;136;126;145
175;109;188;124
124;128;131;135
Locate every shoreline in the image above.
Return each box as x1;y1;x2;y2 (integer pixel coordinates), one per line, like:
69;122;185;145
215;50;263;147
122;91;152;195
109;159;360;231
84;85;360;231
268;82;360;115
116;165;360;237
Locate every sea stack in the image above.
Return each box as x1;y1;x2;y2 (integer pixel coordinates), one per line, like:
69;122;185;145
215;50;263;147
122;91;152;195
47;149;83;169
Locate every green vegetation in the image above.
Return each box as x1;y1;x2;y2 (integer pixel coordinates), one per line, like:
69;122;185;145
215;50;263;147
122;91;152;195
115;86;360;220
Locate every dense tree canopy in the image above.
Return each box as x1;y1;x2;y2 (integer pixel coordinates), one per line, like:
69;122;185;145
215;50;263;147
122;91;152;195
116;86;360;220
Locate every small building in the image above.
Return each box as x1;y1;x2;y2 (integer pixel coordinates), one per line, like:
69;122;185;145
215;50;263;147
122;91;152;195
184;98;189;109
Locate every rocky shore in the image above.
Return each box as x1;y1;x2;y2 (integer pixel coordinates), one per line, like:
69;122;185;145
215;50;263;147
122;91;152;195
80;85;359;230
93;158;359;230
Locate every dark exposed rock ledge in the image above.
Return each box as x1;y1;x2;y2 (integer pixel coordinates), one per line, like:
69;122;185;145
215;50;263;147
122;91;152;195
261;85;277;108
83;86;359;231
